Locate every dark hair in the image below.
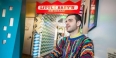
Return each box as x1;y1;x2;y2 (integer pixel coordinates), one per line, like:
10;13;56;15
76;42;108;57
67;14;82;27
67;14;82;23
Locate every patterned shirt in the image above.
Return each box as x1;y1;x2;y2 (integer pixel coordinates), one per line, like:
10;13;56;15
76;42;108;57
48;34;94;58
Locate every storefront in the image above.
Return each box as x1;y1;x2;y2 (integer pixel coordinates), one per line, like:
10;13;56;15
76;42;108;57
23;0;83;58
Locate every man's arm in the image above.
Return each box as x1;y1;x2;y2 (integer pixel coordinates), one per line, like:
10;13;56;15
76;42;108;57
46;37;66;58
80;38;94;58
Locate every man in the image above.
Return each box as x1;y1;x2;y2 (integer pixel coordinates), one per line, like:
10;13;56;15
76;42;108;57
46;14;94;58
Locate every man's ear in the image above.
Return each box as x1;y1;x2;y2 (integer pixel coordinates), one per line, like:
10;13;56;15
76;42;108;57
77;21;81;27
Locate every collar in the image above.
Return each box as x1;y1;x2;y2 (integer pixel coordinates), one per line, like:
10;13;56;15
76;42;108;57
68;34;85;41
70;32;82;38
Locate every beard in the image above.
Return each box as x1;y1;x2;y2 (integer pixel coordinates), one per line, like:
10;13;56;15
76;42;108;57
67;30;75;33
67;26;78;33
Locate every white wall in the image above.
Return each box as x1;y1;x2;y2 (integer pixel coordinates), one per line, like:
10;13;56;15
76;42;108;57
88;0;116;58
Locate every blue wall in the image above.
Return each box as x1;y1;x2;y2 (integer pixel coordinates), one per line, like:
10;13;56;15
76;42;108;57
88;0;116;58
0;0;25;58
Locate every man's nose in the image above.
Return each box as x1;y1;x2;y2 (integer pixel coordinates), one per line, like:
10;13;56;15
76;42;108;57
66;22;69;26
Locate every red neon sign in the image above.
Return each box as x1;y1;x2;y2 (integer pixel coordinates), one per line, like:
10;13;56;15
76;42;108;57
36;0;81;14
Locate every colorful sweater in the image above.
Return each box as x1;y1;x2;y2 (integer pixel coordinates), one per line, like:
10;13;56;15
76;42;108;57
48;34;94;58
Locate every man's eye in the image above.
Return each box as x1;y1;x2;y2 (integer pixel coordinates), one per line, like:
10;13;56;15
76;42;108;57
65;21;67;23
69;19;72;22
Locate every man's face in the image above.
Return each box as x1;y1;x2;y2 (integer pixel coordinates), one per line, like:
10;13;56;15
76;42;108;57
65;15;78;33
